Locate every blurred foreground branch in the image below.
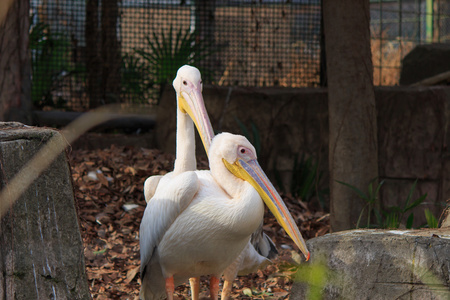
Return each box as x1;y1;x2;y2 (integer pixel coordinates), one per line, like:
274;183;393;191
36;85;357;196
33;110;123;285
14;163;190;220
0;105;148;218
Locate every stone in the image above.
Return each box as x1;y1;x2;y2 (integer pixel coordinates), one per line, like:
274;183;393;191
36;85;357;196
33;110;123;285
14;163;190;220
0;122;91;299
400;43;450;85
291;229;450;300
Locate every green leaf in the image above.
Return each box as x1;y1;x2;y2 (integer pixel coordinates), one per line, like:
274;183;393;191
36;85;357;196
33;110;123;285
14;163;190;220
234;116;251;142
356;205;367;229
336;181;369;202
403;179;418;210
424;209;438;228
405;193;427;212
250;121;261;157
373;207;383;227
93;249;107;255
374;179;385;197
406;213;414;229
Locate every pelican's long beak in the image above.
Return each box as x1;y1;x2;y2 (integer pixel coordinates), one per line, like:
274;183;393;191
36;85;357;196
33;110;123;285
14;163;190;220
178;86;214;155
224;158;310;261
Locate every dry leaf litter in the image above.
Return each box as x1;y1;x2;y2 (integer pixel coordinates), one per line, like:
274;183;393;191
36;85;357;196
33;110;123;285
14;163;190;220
70;145;329;299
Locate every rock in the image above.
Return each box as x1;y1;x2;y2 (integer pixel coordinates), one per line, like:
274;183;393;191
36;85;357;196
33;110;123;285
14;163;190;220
291;229;450;300
0;122;91;299
441;207;450;228
400;43;450;85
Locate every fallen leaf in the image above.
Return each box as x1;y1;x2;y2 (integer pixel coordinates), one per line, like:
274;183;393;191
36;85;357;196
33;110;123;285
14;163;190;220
242;288;253;297
125;266;140;284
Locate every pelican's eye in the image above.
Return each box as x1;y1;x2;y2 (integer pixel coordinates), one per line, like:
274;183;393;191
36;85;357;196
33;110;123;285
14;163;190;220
183;80;187;85
238;146;253;160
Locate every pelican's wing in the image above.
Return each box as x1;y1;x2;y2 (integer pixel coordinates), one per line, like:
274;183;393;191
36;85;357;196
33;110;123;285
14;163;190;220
223;223;278;282
140;171;199;279
222;236;273;281
143;175;163;203
250;223;278;260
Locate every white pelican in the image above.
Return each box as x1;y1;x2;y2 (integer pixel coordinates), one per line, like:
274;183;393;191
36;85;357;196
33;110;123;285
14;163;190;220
143;66;278;299
140;132;309;300
141;65;214;300
140;66;310;300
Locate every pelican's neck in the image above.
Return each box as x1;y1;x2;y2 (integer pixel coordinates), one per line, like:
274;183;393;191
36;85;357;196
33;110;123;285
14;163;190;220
174;104;196;175
210;156;248;199
210;153;264;237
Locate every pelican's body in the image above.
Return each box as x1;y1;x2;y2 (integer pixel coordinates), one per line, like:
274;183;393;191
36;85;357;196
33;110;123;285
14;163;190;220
156;171;263;279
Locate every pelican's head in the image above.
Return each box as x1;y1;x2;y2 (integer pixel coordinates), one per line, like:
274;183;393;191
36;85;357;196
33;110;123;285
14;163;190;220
210;133;310;261
173;65;214;154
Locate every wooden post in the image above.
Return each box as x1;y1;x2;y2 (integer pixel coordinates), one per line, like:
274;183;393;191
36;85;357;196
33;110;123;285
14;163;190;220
0;0;31;123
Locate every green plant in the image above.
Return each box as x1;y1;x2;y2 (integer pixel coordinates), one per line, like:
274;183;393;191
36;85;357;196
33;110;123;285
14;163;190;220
424;209;438;228
337;178;384;228
338;178;428;229
290;154;328;206
29;18;73;108
234;116;261;157
379;179;427;229
294;256;335;300
273;154;328;209
121;53;154;103
134;26;216;103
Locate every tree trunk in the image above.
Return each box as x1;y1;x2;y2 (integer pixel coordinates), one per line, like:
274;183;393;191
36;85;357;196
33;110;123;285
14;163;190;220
323;0;378;231
0;123;91;299
85;0;102;108
194;0;216;78
0;0;31;123
101;0;121;104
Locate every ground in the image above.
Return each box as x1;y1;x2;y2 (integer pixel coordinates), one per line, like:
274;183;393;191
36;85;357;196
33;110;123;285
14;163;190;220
69;145;330;299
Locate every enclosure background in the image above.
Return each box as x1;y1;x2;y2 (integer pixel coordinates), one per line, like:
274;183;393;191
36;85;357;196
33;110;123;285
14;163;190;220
29;0;450;110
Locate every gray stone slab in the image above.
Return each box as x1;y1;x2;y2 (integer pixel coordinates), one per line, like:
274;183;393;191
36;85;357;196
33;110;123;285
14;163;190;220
400;43;450;85
291;229;450;300
0;122;91;299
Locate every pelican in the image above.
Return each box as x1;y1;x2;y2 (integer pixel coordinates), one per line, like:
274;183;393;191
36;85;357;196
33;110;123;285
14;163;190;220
140;132;309;300
140;66;310;300
143;66;277;299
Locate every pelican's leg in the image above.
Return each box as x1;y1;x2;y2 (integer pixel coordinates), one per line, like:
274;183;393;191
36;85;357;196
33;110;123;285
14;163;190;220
221;280;233;300
189;277;200;300
165;276;175;300
209;276;220;300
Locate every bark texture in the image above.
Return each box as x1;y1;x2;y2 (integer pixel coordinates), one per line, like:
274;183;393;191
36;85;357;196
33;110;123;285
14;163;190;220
323;0;378;231
0;0;31;123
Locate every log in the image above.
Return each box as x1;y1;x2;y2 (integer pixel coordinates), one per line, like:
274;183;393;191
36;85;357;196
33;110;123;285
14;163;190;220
0;122;91;299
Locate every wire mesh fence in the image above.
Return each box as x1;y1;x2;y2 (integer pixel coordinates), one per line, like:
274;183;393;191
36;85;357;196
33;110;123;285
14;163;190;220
29;0;450;111
30;0;321;110
370;0;450;86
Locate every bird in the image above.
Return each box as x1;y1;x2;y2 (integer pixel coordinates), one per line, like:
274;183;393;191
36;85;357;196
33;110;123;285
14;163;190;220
140;66;309;300
140;65;214;299
140;132;310;300
142;66;278;299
